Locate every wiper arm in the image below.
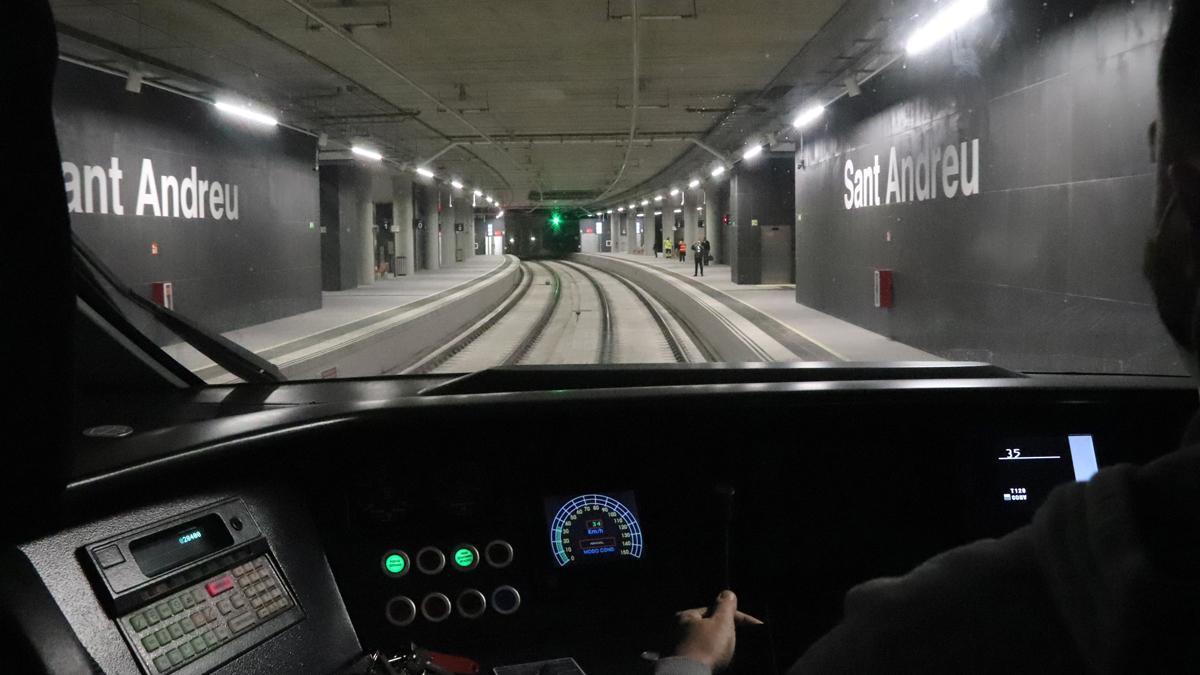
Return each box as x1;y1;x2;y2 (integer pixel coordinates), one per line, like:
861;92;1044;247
72;234;285;384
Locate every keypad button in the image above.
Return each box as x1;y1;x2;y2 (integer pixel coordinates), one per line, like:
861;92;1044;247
191;611;206;627
130;614;148;632
231;594;246;609
192;589;206;603
204;607;217;622
153;654;172;673
181;593;195;609
256;607;270;619
190;636;207;653
215;626;231;642
168;623;184;640
179;642;195;660
202;631;218;648
155;628;171;645
169;598;184;614
142;634;160;652
167;649;183;666
180;618;195;633
156;602;172;618
145;608;161;625
218;599;232;615
251;597;263;608
228;611;256;633
205;576;235;597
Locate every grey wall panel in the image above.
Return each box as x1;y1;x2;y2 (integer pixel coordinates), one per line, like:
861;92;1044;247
794;0;1181;374
54;62;320;335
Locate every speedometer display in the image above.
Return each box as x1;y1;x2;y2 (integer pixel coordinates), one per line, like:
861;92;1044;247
546;492;644;567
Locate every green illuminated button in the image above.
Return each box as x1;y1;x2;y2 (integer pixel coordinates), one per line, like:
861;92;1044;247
451;545;479;571
381;550;409;577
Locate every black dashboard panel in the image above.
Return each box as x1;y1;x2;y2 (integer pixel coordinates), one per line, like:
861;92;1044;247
25;370;1198;674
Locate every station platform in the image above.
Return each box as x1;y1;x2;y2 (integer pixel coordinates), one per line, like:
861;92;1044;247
598;253;937;362
164;256;515;380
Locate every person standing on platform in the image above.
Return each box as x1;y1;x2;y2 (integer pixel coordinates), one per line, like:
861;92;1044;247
664;236;673;261
678;239;687;263
693;238;706;276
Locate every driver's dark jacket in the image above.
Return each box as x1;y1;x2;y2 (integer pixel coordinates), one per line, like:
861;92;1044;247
657;413;1200;674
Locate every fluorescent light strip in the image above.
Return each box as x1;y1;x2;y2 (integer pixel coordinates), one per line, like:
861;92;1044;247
742;145;763;160
214;101;278;127
416;167;435;178
792;105;825;130
905;0;988;55
450;180;464;189
351;146;383;161
688;179;701;189
711;165;726;177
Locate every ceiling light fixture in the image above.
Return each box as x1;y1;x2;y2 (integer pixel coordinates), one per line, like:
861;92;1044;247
654;210;662;215
416;167;435;178
486;196;494;204
742;144;763;161
669;188;680;196
688;178;701;189
641;199;649;206
214;101;278;127
496;209;504;218
906;0;989;55
711;165;726;178
450;180;464;189
618;207;626;212
350;145;383;161
792;105;825;130
473;189;483;197
654;195;663;202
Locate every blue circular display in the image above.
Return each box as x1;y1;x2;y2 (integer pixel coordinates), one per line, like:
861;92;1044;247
549;494;644;567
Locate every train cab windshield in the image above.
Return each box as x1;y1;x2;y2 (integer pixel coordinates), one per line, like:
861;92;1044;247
5;0;1200;674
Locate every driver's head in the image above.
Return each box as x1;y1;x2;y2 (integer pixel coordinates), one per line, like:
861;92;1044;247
1146;1;1200;363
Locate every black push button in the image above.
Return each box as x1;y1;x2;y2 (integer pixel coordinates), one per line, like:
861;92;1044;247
95;545;125;569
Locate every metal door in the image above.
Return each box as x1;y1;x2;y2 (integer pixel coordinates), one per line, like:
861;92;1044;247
759;225;794;284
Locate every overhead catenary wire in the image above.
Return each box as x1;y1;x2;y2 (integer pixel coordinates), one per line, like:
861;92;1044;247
280;0;545;205
588;0;640;205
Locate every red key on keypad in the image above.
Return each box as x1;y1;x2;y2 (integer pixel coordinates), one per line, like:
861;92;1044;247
205;576;235;597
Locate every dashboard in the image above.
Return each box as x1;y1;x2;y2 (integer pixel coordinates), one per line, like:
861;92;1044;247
10;367;1198;674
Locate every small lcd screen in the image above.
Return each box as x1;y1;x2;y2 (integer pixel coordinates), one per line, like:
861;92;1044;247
129;514;233;577
992;434;1099;517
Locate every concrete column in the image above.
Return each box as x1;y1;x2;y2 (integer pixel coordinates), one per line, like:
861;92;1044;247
358;197;374;286
455;193;473;259
705;189;721;265
683;198;699;259
440;188;456;265
421;181;440;270
392;175;415;276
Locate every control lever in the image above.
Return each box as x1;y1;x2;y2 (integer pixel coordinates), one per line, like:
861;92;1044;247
715;484;735;593
361;644;480;675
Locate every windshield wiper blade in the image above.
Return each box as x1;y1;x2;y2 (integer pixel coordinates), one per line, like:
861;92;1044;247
72;234;285;384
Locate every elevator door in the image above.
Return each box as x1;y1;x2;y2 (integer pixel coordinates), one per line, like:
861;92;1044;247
760;225;794;284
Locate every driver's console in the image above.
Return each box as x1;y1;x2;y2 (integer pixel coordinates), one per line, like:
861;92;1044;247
11;369;1198;674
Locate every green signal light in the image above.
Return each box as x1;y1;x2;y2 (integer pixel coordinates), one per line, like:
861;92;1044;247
384;553;406;574
453;547;476;568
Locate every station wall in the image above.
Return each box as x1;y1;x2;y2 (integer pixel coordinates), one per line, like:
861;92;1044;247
794;0;1182;373
54;61;321;336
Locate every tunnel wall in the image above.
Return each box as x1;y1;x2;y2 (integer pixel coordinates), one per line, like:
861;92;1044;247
794;0;1181;374
54;61;321;335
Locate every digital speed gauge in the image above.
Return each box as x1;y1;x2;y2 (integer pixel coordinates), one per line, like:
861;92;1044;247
546;492;644;567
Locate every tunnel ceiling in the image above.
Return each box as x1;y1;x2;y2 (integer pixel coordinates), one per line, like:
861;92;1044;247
51;0;850;207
